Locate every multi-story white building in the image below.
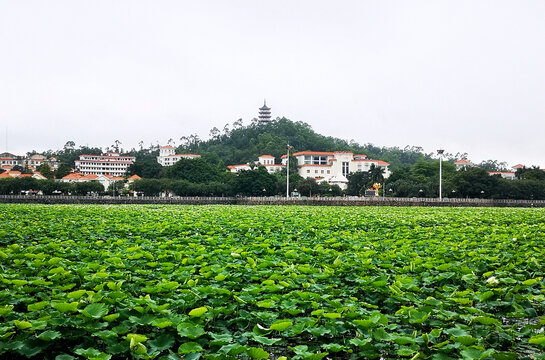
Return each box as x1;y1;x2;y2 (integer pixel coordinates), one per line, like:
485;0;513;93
228;155;285;174
1;153;58;171
281;151;390;189
157;146;201;166
0;154;23;170
75;152;135;177
488;171;516;180
454;159;473;171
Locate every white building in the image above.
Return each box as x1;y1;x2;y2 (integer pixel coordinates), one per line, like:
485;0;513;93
75;152;135;176
281;151;390;189
1;153;59;171
228;155;285;174
454;159;473;171
488;171;516;180
157;146;201;166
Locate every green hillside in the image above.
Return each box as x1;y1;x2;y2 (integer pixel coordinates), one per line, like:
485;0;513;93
176;117;432;170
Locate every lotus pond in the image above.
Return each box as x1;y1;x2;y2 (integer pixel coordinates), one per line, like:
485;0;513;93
0;204;544;359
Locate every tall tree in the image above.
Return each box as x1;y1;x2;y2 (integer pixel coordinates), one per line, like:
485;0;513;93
36;163;54;179
55;163;73;179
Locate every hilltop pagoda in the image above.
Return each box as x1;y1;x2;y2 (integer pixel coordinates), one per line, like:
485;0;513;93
258;100;272;124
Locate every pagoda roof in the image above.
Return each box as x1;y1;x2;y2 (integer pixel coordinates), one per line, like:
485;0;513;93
259;99;270;110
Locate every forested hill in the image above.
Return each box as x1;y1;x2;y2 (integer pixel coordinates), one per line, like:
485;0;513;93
176;117;434;170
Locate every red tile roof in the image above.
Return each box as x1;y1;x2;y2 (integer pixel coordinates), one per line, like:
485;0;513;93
292;151;335;156
258;155;275;158
76;160;134;164
104;175;124;180
167;154;200;157
127;174;142;180
353;159;376;162
0;171;21;178
455;159;472;164
62;173;99;181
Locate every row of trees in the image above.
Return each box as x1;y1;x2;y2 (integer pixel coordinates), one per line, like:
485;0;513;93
384;161;545;200
2;160;545;200
128;159;343;197
0;178;105;196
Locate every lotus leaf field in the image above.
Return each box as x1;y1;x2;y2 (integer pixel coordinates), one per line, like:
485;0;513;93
0;204;544;360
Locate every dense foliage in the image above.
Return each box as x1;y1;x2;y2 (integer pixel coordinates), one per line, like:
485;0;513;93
386;161;545;200
0;178;104;196
0;205;544;359
175;118;433;170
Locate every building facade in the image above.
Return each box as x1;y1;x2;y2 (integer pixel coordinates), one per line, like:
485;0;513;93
282;151;391;189
488;171;516;180
228;155;285;174
454;159;473;171
157;146;201;166
75;152;135;176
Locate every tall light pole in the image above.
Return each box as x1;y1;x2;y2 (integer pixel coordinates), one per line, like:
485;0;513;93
286;143;291;198
437;149;444;201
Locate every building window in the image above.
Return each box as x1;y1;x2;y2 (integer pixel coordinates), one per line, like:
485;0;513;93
307;170;310;173
304;155;328;165
342;162;349;176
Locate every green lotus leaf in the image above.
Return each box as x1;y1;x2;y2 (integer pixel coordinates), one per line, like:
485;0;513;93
52;302;79;313
177;323;205;339
37;330;61;341
27;301;48;312
270;320;293;331
178;342;203;354
247;347;269;360
14;320;32;330
81;303;109;319
188;306;208;317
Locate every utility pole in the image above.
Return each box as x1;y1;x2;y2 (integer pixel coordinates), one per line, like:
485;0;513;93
438;149;444;201
286;143;290;198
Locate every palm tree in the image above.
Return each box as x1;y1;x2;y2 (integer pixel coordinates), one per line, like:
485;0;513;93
369;164;385;183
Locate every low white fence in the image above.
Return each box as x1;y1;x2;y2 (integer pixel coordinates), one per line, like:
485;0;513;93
0;194;544;207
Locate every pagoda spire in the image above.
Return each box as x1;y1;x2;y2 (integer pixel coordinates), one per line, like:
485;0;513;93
258;99;271;123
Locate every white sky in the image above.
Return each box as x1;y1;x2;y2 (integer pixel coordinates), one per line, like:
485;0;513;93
1;1;544;167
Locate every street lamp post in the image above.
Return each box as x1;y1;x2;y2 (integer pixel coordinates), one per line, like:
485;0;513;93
437;149;444;201
286;143;290;198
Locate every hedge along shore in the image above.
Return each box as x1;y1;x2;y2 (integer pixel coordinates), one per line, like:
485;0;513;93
0;195;544;207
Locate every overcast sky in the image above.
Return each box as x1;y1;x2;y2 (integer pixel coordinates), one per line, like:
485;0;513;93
1;1;544;167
